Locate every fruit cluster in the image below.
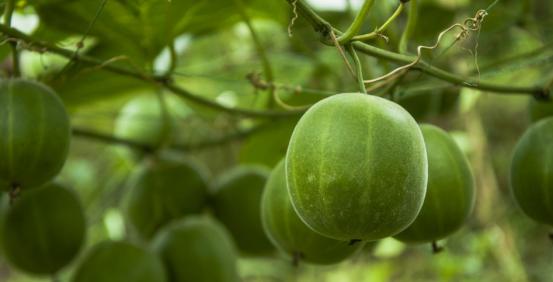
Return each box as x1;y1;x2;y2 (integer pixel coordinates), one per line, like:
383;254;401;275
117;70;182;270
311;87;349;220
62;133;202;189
1;80;552;280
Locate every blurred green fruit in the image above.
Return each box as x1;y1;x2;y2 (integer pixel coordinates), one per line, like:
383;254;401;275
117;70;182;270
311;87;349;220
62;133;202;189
394;124;475;243
262;160;362;265
72;241;167;282
114;94;191;150
510;117;553;226
2;183;85;275
0;79;70;191
211;166;274;255
125;158;209;239
286;93;428;241
152;216;240;282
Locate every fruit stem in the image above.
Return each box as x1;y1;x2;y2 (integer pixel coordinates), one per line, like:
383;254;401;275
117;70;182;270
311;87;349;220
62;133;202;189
3;0;20;77
346;45;367;93
431;241;443;254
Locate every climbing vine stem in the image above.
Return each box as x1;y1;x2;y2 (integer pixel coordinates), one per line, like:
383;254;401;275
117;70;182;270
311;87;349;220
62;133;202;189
234;0;277;108
3;0;19;77
282;0;548;99
352;2;405;42
399;0;418;54
337;0;375;44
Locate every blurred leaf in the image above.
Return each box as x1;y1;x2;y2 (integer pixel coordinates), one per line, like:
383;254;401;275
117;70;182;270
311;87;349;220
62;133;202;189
30;0;247;66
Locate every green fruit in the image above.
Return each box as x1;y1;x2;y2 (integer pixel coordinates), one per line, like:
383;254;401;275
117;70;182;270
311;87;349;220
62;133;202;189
510;117;553;226
114;94;190;149
152;216;240;282
72;241;167;282
286;93;428;241
125;158;209;239
211;166;274;255
262;160;362;265
2;183;85;275
398;89;460;121
394;125;475;243
0;79;70;191
528;99;553;123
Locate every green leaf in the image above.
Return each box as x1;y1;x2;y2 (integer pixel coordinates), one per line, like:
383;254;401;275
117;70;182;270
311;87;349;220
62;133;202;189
30;0;246;66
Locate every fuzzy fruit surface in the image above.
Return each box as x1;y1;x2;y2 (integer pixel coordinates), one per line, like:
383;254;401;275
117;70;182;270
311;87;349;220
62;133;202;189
394;124;475;243
2;183;85;275
262;159;362;265
528;99;553;123
211;166;274;255
511;117;553;225
286;93;428;241
72;241;167;282
151;216;240;282
125;158;209;239
0;79;70;191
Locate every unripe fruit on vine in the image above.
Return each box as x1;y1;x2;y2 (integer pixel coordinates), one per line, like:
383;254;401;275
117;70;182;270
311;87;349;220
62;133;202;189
2;183;85;275
394;125;475;243
125;158;209;239
528;99;553;123
152;216;240;282
211;166;274;255
114;94;190;149
262;160;362;265
72;241;167;282
286;93;428;241
510;117;553;226
0;79;70;191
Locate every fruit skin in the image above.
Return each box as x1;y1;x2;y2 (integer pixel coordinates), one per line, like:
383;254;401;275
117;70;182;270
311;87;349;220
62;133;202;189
211;166;274;255
0;79;70;191
151;216;240;282
125;158;209;239
528;99;553;123
286;93;428;241
510;117;553;226
2;183;85;275
72;241;167;282
394;125;475;243
262;160;362;265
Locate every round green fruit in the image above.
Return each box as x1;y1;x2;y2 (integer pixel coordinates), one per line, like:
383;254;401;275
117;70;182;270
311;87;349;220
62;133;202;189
528;99;553;123
2;183;85;275
211;166;274;255
114;94;190;149
394;124;475;243
0;79;70;191
286;93;428;241
152;216;240;282
510;117;553;226
72;241;167;282
262;160;362;265
125;158;209;239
